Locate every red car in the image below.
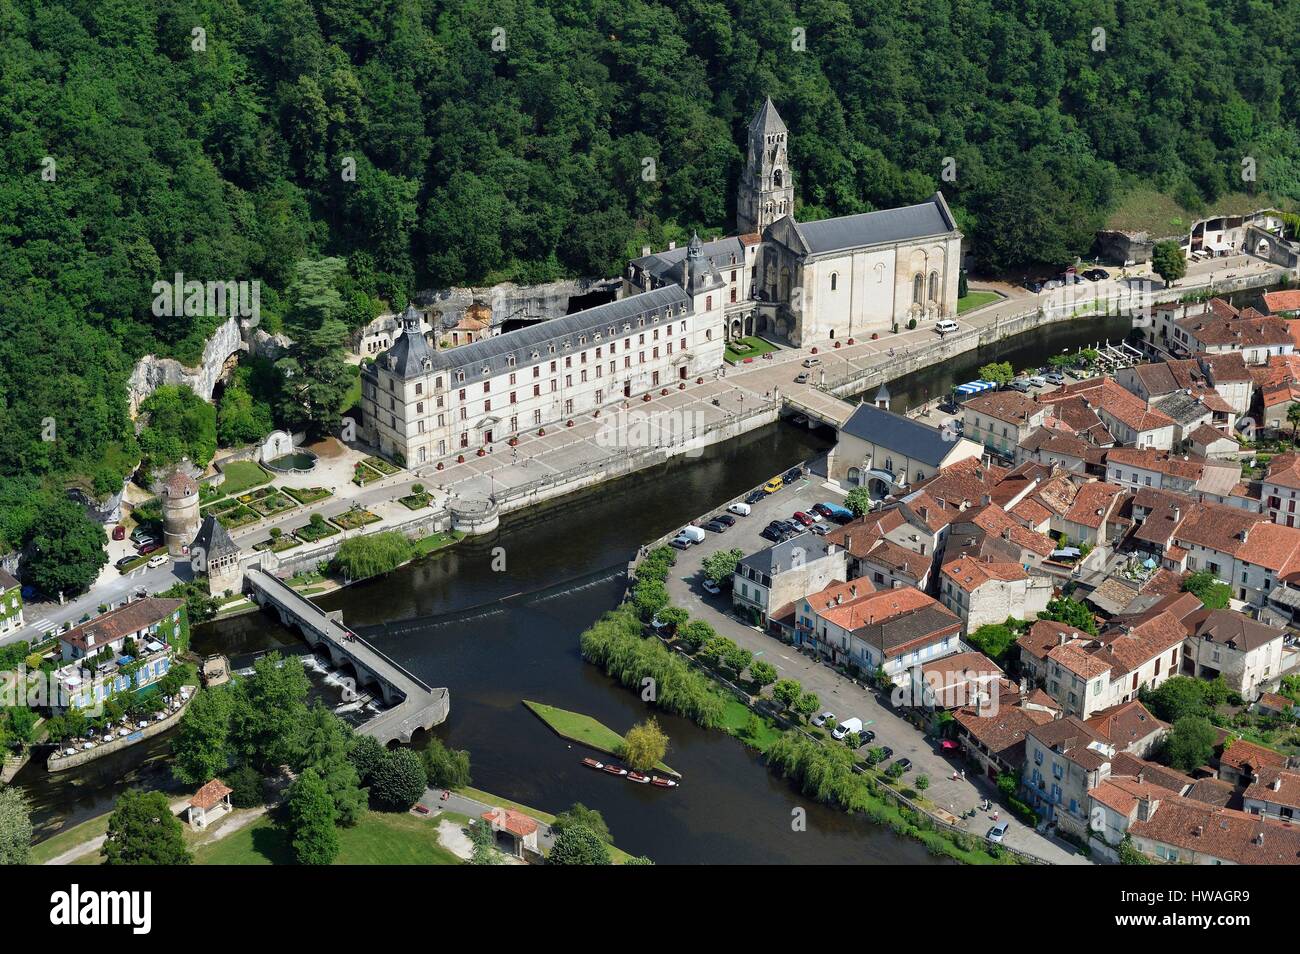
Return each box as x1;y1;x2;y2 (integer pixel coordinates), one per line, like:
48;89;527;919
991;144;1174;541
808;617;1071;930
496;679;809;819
138;542;161;556
792;511;815;527
112;525;126;541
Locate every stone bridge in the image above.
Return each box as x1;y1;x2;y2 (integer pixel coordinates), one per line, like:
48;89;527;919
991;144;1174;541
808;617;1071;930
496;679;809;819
244;567;449;744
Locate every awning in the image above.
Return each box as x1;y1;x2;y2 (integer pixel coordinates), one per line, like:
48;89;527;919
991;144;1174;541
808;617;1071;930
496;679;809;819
954;380;998;396
1206;239;1232;253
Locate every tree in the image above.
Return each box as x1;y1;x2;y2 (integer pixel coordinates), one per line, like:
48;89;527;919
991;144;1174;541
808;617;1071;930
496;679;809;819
1151;241;1187;287
772;679;802;710
966;623;1019;664
0;787;32;865
102;790;191;865
621;717;668;771
701;548;744;585
1288;403;1300;445
348;735;387;786
978;361;1015;386
553;803;612;844
722;645;753;678
225;764;266;809
678;620;715;652
1038;597;1098;636
137;385;218;472
1182;570;1231;610
915;774;930;792
1143;676;1224;723
845;487;874;517
470;819;501;865
1163;715;1217;772
297;704;365;826
332;531;413;580
286;768;340;865
795;692;821;721
22;501;108;597
275;258;355;438
548;824;611;865
655;606;689;634
749;659;778;690
369;748;427;811
171;685;235;786
230;652;310;770
421;738;472;789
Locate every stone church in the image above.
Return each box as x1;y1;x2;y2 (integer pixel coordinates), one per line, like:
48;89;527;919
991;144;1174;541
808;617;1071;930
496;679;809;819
626;97;964;346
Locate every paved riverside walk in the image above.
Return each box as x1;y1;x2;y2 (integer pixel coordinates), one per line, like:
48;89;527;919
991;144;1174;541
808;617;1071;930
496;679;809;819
244;567;449;743
658;462;1093;865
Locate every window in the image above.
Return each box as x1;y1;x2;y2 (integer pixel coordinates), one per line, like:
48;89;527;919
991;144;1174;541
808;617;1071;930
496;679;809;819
830;272;838;291
928;271;939;301
913;273;923;305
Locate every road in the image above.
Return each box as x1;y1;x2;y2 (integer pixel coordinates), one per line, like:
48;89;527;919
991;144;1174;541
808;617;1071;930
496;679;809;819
659;459;1092;864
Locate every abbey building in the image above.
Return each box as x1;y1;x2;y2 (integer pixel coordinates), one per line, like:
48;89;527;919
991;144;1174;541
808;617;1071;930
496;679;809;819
363;97;962;465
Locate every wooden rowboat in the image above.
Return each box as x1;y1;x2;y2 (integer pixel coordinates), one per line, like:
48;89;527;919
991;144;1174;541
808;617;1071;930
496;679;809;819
650;776;678;788
627;771;651;784
602;764;628;776
581;757;604;770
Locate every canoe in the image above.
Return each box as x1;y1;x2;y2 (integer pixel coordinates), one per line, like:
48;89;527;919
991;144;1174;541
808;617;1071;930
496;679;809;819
581;757;604;770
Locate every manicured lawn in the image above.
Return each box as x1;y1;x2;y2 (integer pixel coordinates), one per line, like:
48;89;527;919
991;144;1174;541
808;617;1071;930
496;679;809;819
295;520;340;542
523;700;677;775
330;508;381;530
215;461;273;498
725;336;779;363
30;813;111;865
282;485;332;505
399;492;433;510
194;810;462;865
411;531;463;557
956;291;1000;314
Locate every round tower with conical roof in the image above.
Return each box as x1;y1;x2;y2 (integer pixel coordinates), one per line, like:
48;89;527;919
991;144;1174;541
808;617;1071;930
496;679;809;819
161;464;201;556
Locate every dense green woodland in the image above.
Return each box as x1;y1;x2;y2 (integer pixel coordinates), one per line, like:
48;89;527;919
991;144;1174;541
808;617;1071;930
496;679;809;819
3;0;1300;571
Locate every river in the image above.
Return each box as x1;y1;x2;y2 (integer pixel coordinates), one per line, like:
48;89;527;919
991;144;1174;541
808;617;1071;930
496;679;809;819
21;312;1136;863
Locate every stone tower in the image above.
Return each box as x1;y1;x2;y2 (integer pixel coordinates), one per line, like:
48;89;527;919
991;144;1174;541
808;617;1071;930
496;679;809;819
192;515;243;597
737;97;796;235
161;466;200;557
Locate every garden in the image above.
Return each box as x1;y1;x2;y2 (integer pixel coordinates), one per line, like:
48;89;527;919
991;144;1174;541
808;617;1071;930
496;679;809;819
331;507;381;531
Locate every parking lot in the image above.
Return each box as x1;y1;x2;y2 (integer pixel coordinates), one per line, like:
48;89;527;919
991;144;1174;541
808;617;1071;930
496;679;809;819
660;460;1091;864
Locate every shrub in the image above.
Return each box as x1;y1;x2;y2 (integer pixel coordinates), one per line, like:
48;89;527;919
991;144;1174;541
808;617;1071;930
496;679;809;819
369;749;427;811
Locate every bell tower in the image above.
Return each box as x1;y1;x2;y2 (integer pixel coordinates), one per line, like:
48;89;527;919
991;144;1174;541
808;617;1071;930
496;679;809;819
737;97;796;235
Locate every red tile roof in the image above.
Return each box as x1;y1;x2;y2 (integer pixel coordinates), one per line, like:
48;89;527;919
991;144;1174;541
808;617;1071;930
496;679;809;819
941;555;1030;593
190;779;232;811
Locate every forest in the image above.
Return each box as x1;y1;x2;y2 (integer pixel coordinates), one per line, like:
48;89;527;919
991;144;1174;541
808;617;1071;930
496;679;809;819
2;0;1299;567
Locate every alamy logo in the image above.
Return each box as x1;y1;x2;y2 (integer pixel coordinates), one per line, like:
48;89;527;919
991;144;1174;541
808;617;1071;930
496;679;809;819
49;885;152;934
151;271;260;326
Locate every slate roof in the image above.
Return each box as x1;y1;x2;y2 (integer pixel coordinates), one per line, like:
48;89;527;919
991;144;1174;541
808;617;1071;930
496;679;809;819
791;193;958;255
840;402;962;468
738;530;837;577
368;286;690;386
193;514;241;561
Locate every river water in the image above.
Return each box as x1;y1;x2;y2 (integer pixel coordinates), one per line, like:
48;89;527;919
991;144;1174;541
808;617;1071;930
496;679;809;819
21;313;1135;863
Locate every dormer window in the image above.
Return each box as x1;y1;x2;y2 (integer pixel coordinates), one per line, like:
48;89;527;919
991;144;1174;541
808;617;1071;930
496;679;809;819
506;355;515;366
456;371;465;383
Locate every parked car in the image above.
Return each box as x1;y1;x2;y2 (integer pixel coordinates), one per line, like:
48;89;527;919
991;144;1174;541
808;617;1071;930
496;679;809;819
146;553;170;569
809;524;829;536
894;757;913;773
802;357;821;368
784;467;803;482
678;526;706;545
1023;279;1045;293
987;821;1010;843
138;542;161;556
812;503;834;518
1083;268;1110;281
703;519;729;534
859;729;877;745
713;513;736;527
670;535;693;550
1045;370;1065;385
727;502;752;517
794;371;810;384
763;477;784;494
112;525;126;541
791;511;815;527
745;490;767;505
115;555;138;570
701;579;721;595
1027;374;1047;387
760;526;783;542
879;746;894;760
133;535;158;551
811;711;835;728
1009;379;1032;393
935;319;959;335
832;717;863;741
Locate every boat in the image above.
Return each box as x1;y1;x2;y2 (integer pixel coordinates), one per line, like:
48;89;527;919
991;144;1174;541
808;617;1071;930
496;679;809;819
650;776;678;788
627;771;651;784
581;757;604;770
602;764;628;776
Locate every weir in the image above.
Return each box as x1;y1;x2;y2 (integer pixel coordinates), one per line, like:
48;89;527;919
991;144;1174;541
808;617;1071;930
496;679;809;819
244;567;449;743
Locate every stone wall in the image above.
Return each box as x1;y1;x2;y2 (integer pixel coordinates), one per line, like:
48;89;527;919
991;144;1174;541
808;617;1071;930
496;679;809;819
415;277;620;331
46;695;192;773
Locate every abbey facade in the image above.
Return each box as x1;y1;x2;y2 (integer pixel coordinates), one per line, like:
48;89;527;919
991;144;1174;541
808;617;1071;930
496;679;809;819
363;98;962;464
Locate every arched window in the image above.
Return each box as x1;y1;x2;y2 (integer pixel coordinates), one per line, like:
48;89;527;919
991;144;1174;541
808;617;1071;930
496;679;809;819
928;271;939;301
830;272;838;291
774;169;783;187
875;263;886;283
913;274;924;305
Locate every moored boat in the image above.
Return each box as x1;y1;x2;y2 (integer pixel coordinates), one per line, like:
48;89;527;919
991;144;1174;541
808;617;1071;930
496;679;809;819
627;771;651;783
650;776;679;788
581;757;604;770
602;763;628;776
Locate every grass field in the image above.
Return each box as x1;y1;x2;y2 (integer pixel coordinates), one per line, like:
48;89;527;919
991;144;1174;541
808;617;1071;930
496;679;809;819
719;699;783;752
215;460;272;498
411;531;463;557
956;291;1001;314
30;814;111;865
523;700;677;775
725;335;779;363
194;810;462;865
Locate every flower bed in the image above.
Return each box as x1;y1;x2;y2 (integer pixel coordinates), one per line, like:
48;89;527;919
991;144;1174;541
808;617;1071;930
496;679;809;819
363;455;401;476
399;492;433;510
282;486;332;505
250;492;297;517
218;505;261;530
352;462;384;486
253;536;302;553
330;508;381;531
295;520;340;543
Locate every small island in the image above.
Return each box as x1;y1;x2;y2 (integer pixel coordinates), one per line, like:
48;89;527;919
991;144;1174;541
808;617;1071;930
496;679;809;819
524;701;679;778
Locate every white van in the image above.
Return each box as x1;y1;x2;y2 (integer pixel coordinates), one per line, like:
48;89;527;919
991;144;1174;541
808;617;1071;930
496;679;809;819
678;526;706;544
934;319;960;335
727;502;752;517
832;717;863;740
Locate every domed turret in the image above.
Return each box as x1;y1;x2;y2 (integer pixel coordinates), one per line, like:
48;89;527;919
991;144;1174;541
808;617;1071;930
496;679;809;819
161;463;201;556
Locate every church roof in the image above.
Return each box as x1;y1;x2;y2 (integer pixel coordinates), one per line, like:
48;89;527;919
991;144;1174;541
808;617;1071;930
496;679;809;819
749;96;787;135
789;193;959;255
193;514;240;561
840;401;961;468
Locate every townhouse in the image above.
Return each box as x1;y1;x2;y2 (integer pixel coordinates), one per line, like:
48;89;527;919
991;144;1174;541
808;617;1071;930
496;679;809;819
1261;453;1300;526
1040;377;1176;450
1242;767;1300;822
1053;480;1128;547
1172;309;1295;365
961;390;1048;459
828;401;982;500
1117;351;1253;417
733;531;846;628
54;598;186;712
1104;447;1239;498
1181;608;1286;700
1168;502;1300;605
939;555;1052;633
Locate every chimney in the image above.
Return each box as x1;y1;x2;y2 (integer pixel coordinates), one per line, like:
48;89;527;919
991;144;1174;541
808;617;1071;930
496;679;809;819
1272;776;1283;792
849;584;857;598
1255;831;1265;846
836;594;843;605
1137;796;1152;821
668;240;677;250
641;245;651;257
1058;631;1069;646
982;494;992;506
1173;506;1181;521
1194;824;1203;837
